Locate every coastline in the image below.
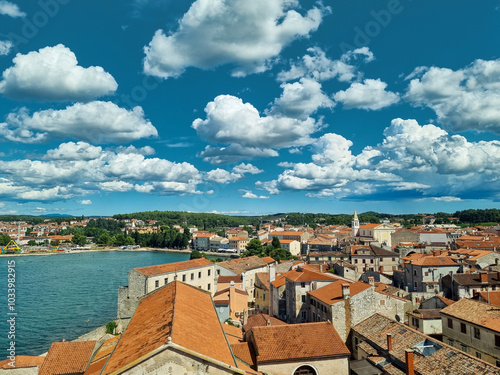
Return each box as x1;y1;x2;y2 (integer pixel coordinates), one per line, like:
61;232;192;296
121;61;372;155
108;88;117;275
0;247;232;257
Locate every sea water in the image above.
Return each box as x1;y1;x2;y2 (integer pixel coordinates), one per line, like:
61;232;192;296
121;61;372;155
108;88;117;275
0;250;189;357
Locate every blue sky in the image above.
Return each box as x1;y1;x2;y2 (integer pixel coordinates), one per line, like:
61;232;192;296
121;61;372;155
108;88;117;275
0;0;499;217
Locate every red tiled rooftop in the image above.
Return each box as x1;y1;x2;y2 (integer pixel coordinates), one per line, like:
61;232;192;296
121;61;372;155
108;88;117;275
102;281;237;374
39;341;96;375
309;280;371;305
249;322;350;362
243;313;287;332
0;356;45;369
134;257;212;276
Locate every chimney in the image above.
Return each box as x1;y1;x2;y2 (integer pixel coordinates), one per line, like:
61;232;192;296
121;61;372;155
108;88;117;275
480;272;488;283
387;333;392;351
405;349;415;375
342;284;350;299
269;266;276;283
266;319;271;326
230;280;235;288
368;276;375;286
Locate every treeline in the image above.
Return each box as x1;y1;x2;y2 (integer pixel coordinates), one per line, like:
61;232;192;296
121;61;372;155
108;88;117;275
454;209;500;224
59;218;190;248
113;211;260;230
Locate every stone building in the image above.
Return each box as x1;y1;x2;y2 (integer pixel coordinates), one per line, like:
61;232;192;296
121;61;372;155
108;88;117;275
403;255;460;293
441;298;500;367
104;281;248;375
117;257;216;318
237;322;350;375
350;244;399;275
351;313;499;375
308;280;411;341
441;271;500;300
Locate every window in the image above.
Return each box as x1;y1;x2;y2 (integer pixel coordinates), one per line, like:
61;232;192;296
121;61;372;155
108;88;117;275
263;293;266;301
198;271;201;278
475;351;482;359
301;311;307;321
164;277;168;284
182;274;186;282
207;283;211;291
355;259;358;264
460;323;466;334
461;344;468;353
425;272;429;276
413;270;417;276
412;318;420;328
191;273;194;280
301;295;306;303
448;318;453;329
354;336;359;350
362;259;366;264
216;269;220;275
155;280;159;288
301;282;306;288
208;269;211;276
495;334;500;347
370;259;374;264
392;258;396;262
474;327;481;339
414;281;418;288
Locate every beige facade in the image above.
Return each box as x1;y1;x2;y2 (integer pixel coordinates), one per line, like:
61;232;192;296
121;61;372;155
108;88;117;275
257;357;349;375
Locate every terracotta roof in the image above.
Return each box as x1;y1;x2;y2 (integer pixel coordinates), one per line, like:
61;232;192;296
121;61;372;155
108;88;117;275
353;314;499;375
134;257;212;276
359;224;380;229
476;290;500;307
217;275;243;283
249;322;349;363
269;231;304;236
218;256;268;274
39;341;96;375
255;272;270;290
308;280;371;305
270;274;286;288
0;356;45;369
243;313;287;332
102;281;237;374
436;295;455;306
373;283;409;301
282;267;338;283
230;236;250;241
408;309;442;320
260;256;276;264
223;323;244;341
441;298;500;332
410;256;458;267
452;272;500;286
231;342;256;368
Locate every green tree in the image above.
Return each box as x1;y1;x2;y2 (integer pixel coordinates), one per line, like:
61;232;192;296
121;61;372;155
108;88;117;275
190;250;203;259
28;239;37;246
50;239;60;247
268;247;294;261
271;237;281;249
241;238;265;257
72;233;87;246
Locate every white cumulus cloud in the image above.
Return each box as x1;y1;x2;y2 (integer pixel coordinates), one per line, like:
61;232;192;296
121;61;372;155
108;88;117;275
144;0;328;78
0;101;158;143
0;45;118;101
0;1;25;17
334;78;400;110
0;40;12;55
405;58;500;134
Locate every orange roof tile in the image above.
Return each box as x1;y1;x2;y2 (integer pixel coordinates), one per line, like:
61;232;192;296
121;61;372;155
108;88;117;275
39;341;96;375
411;256;458;267
249;322;349;362
103;281;237;374
134;257;212;276
441;298;500;332
282;267;338;283
260;256;275;264
0;356;45;369
308;281;371;305
243;313;288;332
269;231;304;236
231;342;256;368
477;290;500;307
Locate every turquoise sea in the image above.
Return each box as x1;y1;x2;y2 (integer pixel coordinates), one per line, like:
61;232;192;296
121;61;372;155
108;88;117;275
0;250;190;357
